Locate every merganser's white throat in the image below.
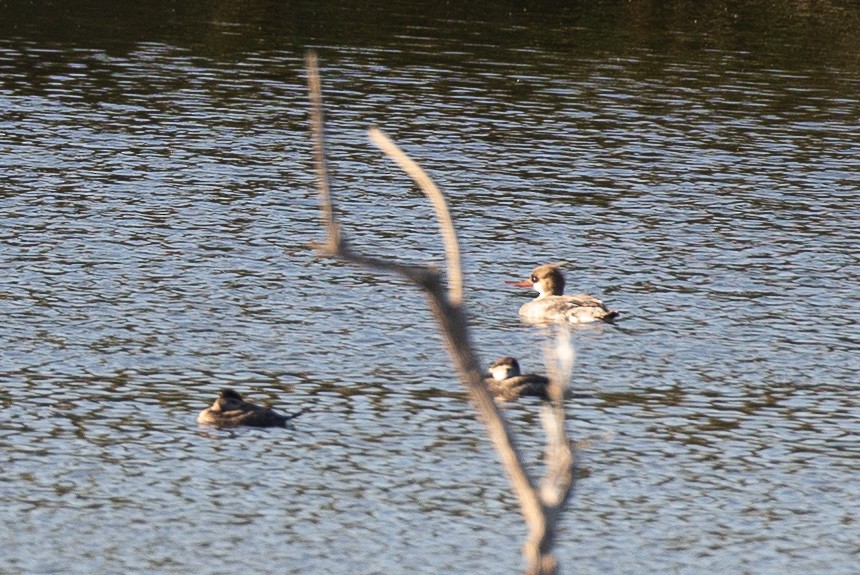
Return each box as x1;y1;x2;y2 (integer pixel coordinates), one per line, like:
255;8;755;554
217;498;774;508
508;264;619;324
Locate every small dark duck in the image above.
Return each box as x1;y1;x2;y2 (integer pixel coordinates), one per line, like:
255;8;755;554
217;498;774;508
197;389;301;428
485;357;551;401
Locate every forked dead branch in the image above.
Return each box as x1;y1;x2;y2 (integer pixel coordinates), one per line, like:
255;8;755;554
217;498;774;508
305;51;575;575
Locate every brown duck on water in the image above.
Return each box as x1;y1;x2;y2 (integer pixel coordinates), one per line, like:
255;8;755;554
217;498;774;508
485;357;551;401
197;389;304;428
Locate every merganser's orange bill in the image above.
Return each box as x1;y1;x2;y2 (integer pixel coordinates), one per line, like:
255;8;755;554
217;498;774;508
506;280;533;287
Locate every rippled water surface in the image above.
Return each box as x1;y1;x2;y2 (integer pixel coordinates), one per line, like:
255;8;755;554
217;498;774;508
1;1;859;574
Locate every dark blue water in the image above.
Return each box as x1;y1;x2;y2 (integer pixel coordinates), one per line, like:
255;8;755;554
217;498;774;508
1;2;858;574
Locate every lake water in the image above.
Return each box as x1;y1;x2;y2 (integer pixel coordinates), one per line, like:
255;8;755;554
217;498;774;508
1;1;858;574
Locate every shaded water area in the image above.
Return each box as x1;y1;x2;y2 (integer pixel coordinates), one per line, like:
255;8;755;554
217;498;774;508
1;1;859;573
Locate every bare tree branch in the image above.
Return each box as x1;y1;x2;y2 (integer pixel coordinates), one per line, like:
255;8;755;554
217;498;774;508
368;128;464;305
305;51;341;254
305;51;575;575
538;328;577;569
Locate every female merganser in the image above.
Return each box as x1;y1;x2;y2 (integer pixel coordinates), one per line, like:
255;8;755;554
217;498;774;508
485;357;550;401
197;389;299;428
509;264;618;324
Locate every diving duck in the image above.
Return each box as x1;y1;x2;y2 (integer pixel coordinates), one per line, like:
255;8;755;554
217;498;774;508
485;357;550;401
197;389;298;428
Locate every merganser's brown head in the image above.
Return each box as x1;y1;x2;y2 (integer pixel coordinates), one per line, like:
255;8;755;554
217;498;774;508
507;265;565;297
